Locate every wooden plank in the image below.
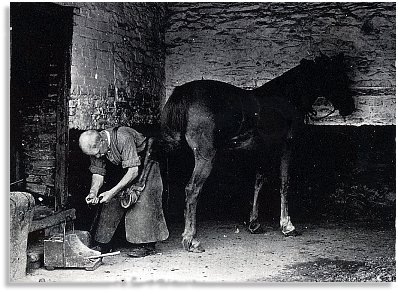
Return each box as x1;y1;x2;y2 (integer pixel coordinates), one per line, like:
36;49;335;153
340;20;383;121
29;208;76;232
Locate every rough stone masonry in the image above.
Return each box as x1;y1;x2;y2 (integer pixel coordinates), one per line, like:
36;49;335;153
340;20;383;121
165;2;396;126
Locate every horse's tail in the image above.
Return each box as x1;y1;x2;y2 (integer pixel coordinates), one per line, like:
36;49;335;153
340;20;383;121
161;86;189;134
152;87;190;158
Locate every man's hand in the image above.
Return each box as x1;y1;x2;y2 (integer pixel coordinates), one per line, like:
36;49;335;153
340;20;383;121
98;190;115;204
85;193;99;205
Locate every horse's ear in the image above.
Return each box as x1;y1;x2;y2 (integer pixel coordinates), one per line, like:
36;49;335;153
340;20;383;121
315;50;329;65
331;53;345;67
319;50;329;61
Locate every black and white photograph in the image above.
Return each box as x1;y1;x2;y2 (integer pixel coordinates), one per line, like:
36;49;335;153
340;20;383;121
6;0;396;285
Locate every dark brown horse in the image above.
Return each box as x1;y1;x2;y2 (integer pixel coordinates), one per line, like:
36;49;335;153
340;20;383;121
160;53;355;252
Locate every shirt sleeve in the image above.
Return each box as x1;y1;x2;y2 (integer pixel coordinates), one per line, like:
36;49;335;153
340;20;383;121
89;156;107;176
120;136;141;168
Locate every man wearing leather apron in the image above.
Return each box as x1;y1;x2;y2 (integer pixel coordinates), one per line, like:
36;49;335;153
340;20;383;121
79;126;169;257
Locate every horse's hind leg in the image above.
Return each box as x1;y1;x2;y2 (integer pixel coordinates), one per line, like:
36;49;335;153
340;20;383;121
280;143;298;236
182;136;215;252
249;171;265;234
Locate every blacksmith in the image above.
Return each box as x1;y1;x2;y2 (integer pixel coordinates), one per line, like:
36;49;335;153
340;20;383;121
78;126;169;257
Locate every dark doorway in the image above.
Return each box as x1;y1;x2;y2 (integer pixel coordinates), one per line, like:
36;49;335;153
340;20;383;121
10;3;74;210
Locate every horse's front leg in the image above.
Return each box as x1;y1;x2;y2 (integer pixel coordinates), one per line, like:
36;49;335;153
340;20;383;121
249;171;265;234
280;141;297;236
182;150;215;252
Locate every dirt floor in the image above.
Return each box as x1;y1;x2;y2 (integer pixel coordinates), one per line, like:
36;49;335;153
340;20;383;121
17;219;395;284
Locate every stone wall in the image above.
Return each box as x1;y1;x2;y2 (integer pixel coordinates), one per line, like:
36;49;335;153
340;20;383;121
67;2;166;130
165;2;396;125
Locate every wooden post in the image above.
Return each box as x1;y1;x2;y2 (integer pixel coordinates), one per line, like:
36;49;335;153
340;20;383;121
54;4;73;211
9;192;35;281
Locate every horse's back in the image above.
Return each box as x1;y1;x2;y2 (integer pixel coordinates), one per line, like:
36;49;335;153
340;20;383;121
169;80;259;143
171;80;246;105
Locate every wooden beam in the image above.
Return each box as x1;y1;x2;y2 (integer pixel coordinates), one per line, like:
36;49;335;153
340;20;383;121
29;208;76;232
55;5;74;211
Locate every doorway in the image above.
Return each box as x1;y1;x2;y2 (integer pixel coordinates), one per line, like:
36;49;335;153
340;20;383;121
10;2;74;210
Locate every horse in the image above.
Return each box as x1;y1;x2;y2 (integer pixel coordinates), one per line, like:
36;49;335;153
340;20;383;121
159;53;355;252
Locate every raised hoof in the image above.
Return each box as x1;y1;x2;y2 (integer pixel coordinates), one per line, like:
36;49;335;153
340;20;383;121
248;222;264;234
283;229;301;237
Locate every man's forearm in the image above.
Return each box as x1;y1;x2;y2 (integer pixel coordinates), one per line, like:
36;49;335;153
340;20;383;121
110;167;138;195
90;174;104;194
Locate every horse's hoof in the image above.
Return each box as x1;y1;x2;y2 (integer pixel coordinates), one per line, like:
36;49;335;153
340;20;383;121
182;237;192;251
189;238;204;252
283;229;301;237
182;238;205;252
189;241;205;253
248;222;264;234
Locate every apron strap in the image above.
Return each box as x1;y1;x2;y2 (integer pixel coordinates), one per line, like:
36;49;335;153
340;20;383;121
111;127;120;152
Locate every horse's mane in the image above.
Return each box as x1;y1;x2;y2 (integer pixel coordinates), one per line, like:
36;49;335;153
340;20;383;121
254;58;318;115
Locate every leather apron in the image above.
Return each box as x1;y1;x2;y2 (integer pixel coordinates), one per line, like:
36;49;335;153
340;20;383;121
94;128;169;244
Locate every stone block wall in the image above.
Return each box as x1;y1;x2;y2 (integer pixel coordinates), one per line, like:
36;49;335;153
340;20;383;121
165;2;396;125
67;2;166;130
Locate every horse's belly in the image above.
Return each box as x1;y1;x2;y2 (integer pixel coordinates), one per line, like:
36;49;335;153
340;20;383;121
227;131;259;150
257;109;290;143
224;112;289;150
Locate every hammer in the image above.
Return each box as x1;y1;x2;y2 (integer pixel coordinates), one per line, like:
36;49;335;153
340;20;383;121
86;251;120;259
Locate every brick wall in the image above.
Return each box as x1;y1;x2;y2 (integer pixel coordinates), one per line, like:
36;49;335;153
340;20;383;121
23;62;59;197
68;2;166;130
165;2;396;125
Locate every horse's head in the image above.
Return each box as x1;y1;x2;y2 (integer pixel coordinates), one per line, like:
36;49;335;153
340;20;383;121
312;52;355;116
301;53;355;117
